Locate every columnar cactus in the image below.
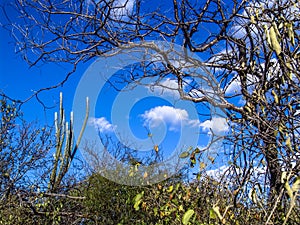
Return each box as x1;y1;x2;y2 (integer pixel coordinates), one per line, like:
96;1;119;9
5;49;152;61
49;92;89;191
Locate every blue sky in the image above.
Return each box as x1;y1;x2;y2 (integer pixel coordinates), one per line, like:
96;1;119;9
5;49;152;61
0;21;84;123
0;0;237;183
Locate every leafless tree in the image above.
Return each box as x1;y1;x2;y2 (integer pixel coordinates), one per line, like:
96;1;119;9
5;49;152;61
0;97;53;202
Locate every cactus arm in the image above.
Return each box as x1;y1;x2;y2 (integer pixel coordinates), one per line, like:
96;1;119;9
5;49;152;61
49;94;89;191
71;97;89;160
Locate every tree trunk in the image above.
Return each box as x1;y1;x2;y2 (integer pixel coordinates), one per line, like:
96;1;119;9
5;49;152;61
265;144;282;198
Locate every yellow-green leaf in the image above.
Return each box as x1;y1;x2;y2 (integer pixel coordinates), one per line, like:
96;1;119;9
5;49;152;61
134;199;142;211
286;137;292;152
292;176;300;193
190;157;196;166
272;90;279;104
193;147;200;154
175;183;181;191
134;192;144;203
287;23;295;46
200;162;206;170
134;192;144;211
167;185;173;193
179;205;184;211
285;180;293;199
264;25;271;47
269;25;282;55
182;209;195;225
209;209;217;219
179;151;190;158
272;22;280;37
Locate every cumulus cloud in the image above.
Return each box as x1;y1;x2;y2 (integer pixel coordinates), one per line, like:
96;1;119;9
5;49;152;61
85;0;134;19
225;77;241;95
206;164;267;183
151;78;180;98
141;106;199;131
231;0;299;39
141;106;229;134
225;58;282;96
111;0;135;19
206;165;230;179
89;117;116;133
199;117;229;135
150;78;214;100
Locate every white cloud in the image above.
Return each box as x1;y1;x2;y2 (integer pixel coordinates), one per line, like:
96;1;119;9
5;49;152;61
188;88;204;98
151;78;180;98
89;117;116;133
206;165;229;179
231;0;299;39
199;117;229;135
208;48;234;64
141;106;199;131
149;78;215;100
111;0;135;19
141;107;229;134
85;0;134;19
225;78;242;95
225;58;282;96
206;164;267;185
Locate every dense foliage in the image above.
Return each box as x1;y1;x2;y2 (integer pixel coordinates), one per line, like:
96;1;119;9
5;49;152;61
0;97;299;224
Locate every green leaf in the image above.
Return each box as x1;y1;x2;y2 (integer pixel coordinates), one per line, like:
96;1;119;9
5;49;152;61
167;185;173;193
175;183;181;191
133;192;144;211
182;209;195;225
134;192;144;203
190;157;196;166
209;209;217;219
179;205;184;211
134;199;142;211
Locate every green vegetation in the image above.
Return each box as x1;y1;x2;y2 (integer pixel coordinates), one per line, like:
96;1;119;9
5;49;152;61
0;94;299;224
